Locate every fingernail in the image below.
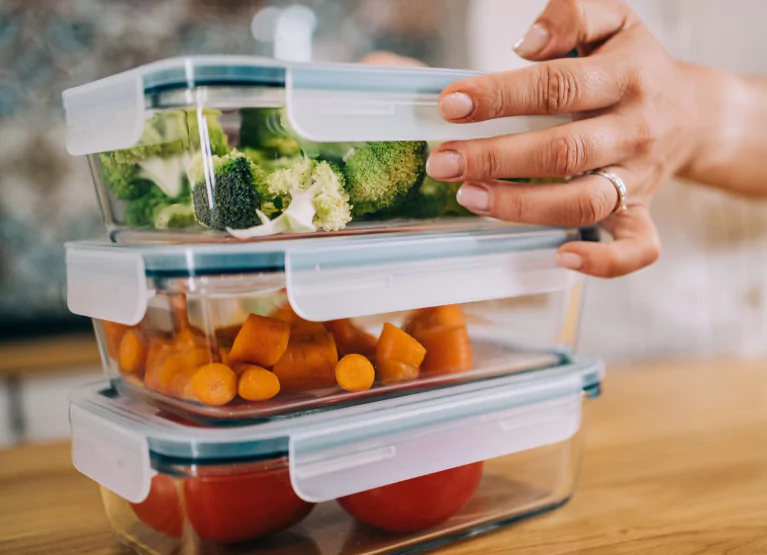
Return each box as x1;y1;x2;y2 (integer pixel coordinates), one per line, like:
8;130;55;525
513;23;551;57
439;92;475;120
557;252;583;270
426;151;465;180
457;183;491;214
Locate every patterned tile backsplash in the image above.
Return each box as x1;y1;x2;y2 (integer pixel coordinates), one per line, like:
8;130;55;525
0;0;455;338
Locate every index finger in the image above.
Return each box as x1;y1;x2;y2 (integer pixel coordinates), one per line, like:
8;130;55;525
439;56;628;122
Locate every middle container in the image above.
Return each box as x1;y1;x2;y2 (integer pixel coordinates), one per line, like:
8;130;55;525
67;225;593;423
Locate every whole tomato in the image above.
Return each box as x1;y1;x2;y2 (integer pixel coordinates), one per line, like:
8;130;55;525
184;461;314;544
338;462;484;533
130;474;184;539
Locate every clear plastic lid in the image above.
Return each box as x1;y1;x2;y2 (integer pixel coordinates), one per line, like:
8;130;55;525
66;226;595;325
63;56;570;155
69;356;602;503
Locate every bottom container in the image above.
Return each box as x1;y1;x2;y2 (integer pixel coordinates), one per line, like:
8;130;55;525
70;358;603;555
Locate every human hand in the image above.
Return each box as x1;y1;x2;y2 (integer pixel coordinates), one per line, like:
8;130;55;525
426;0;702;277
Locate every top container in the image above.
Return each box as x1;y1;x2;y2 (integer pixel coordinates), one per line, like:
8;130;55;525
63;56;568;243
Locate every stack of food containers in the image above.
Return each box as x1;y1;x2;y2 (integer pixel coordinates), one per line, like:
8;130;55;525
63;56;604;554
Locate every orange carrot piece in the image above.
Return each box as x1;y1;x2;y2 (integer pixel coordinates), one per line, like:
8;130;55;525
154;348;217;399
190;363;238;406
270;303;326;334
335;354;375;392
404;306;473;375
376;360;420;385
375;323;426;384
218;346;233;367
404;305;466;337
238;367;281;401
215;324;242;347
417;326;473;374
272;332;338;391
119;329;148;376
229;314;290;367
102;320;131;359
326;319;377;357
143;337;174;390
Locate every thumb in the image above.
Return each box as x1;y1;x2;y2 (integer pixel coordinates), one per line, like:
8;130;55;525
514;0;638;61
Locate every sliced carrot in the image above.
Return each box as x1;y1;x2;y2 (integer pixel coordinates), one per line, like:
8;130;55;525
154;348;217;399
375;323;426;384
376;360;420;385
238;367;281;401
272;332;338;391
230;361;256;376
404;305;466;337
218;346;233;367
326;319;377;357
335;354;375;392
102;320;131;359
215;324;242;347
190;363;238;406
404;306;473;375
229;314;290;367
118;329;148;376
269;303;326;334
143;337;175;390
416;327;473;374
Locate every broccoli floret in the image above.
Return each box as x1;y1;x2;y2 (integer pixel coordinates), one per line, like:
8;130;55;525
240;108;300;157
107;110;229;198
192;151;263;230
343;141;427;216
154;203;196;229
98;152;153;200
264;158;351;232
124;186;171;228
240;147;299;173
370;176;469;220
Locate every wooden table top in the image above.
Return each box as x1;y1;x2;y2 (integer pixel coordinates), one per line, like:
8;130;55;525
3;357;767;554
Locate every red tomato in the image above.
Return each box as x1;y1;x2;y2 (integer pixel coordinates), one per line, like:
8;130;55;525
338;462;484;534
130;474;184;539
184;462;315;544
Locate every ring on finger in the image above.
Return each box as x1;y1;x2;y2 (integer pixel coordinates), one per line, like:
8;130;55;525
587;170;628;214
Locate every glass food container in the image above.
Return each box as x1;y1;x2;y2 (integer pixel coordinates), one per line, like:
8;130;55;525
66;226;595;423
62;56;568;243
70;356;602;555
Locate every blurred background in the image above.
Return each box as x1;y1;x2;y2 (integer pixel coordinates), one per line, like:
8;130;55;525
1;0;766;446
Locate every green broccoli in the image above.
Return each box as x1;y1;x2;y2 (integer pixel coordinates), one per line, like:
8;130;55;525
262;157;351;232
240;147;299;173
192;151;264;230
343;141;427;216
124;185;171;228
239;108;300;157
106;110;229;198
377;176;471;220
154;203;196;229
98;152;153;200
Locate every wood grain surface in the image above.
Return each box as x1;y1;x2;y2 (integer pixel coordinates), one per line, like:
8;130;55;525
0;334;101;375
2;357;767;554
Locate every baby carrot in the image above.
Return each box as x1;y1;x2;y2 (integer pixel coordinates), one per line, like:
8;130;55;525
238;366;281;401
375;323;426;384
335;354;375;392
229;314;290;367
272;332;339;391
190;363;238;406
118;328;148;376
326;319;377;357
